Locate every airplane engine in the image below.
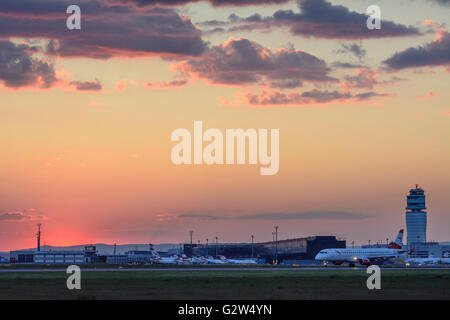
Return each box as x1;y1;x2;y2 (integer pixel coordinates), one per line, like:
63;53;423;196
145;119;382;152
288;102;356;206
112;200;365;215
360;259;371;266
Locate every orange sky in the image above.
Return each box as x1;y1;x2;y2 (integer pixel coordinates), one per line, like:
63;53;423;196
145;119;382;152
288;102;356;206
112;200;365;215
1;0;449;251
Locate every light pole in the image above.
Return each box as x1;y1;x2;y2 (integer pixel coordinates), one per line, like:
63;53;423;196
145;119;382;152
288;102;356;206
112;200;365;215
251;235;254;258
190;231;193;246
215;236;218;258
272;232;276;264
206;238;209;256
274;226;279;265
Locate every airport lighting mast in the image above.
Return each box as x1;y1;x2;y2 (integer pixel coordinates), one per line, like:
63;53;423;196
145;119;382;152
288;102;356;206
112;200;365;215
274;226;279;265
251;235;254;258
36;224;42;252
272;232;276;264
215;236;218;258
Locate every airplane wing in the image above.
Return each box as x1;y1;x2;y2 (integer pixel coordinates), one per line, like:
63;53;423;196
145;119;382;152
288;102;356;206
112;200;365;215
355;255;399;264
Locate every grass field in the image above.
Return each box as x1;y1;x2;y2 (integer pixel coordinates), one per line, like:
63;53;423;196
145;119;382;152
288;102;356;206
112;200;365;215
1;269;449;300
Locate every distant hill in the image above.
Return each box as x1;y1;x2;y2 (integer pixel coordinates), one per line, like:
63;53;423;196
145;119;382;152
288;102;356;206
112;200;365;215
5;243;180;257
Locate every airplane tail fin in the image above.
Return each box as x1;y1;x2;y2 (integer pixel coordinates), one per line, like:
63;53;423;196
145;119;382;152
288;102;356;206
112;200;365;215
150;247;161;259
389;229;404;249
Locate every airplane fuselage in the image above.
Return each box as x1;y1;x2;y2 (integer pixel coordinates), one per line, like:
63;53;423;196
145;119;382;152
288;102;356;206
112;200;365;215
315;248;404;265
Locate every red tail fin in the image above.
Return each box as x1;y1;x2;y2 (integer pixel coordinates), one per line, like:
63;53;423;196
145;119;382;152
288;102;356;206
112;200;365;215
388;229;404;249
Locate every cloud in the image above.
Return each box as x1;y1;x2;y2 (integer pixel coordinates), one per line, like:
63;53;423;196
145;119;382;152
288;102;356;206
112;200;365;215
331;62;365;69
178;213;224;220
113;0;290;7
179;211;371;220
429;0;450;6
206;0;420;39
178;38;335;88
383;31;450;70
0;0;206;59
334;42;366;62
0;209;45;222
0;40;103;90
353;91;391;101
246;89;350;105
343;68;378;90
69;79;102;91
116;79;138;91
244;89;389;106
274;0;420;39
0;40;57;89
416;91;438;99
342;68;407;92
144;79;188;89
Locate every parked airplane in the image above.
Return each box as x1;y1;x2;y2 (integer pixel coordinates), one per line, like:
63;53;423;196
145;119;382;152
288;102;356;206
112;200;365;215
226;258;258;265
406;253;450;266
178;253;193;264
315;229;407;267
149;248;181;264
206;255;228;264
192;256;208;264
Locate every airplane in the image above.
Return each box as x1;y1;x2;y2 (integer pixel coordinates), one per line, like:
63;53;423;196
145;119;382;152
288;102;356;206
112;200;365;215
178;253;193;264
192;256;208;264
206;255;228;264
315;229;407;267
149;248;181;264
442;252;450;264
226;257;258;265
406;252;450;266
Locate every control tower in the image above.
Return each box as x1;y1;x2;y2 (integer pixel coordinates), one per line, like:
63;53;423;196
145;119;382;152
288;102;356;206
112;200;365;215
405;185;427;246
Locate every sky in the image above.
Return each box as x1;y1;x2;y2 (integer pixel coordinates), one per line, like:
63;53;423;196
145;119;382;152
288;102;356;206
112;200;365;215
0;0;449;251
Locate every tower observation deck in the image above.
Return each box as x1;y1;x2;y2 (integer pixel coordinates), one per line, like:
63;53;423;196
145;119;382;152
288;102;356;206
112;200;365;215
405;185;427;246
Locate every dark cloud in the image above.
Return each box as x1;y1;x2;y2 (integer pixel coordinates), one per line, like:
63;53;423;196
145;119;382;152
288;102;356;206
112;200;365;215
429;0;450;6
334;42;366;62
178;38;336;88
178;213;224;220
180;211;371;220
383;31;450;70
343;68;378;89
245;89;389;106
342;68;406;91
353;91;390;101
0;41;57;89
145;79;188;88
0;0;206;59
207;0;420;39
0;209;44;222
69;80;103;91
113;0;290;6
331;61;365;69
246;89;349;105
274;0;420;39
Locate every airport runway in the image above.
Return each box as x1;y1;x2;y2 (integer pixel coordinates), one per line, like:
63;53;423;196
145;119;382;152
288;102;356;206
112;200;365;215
1;266;449;272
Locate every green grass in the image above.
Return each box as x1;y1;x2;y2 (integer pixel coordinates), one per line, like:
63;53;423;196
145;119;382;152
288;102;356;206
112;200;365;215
0;270;449;300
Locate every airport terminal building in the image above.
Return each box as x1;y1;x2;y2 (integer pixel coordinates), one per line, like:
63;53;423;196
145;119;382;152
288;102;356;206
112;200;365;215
185;236;346;262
